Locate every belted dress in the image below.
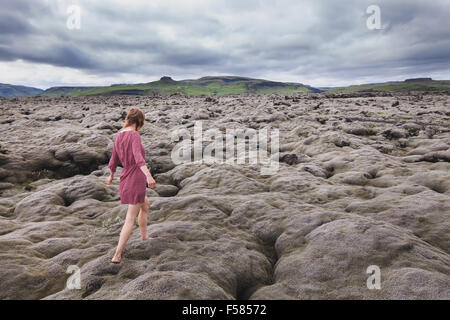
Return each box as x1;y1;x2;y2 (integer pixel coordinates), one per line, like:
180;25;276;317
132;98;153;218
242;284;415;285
108;130;147;204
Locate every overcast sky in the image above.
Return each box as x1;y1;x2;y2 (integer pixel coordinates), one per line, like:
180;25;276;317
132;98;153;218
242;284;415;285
1;0;450;89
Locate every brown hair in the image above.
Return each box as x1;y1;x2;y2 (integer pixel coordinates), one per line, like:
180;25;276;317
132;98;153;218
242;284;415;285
123;107;145;130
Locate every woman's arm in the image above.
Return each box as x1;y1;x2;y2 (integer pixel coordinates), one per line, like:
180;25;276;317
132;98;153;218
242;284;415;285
140;165;156;189
139;165;151;177
106;142;119;184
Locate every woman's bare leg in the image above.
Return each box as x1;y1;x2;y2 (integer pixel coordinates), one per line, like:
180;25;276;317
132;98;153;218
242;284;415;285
111;204;140;263
138;196;150;240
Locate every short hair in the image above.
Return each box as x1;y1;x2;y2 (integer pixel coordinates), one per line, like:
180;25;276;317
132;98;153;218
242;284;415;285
124;107;145;130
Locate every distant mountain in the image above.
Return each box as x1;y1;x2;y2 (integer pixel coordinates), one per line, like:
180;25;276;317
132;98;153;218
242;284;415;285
41;86;94;97
7;77;449;98
327;78;450;93
0;83;43;97
40;76;322;97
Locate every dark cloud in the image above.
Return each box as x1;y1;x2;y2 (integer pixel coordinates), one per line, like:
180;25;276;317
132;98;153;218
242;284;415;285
0;13;34;36
0;0;449;87
0;41;96;69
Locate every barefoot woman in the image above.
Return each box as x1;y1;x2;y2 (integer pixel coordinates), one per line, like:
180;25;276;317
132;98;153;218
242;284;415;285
106;107;156;263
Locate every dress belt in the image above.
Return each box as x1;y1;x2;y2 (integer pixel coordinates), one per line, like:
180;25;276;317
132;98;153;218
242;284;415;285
120;163;140;179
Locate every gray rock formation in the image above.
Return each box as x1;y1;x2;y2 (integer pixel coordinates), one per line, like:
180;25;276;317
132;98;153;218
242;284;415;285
0;93;449;299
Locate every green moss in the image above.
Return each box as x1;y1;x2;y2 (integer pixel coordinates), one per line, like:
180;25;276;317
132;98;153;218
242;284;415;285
366;128;377;136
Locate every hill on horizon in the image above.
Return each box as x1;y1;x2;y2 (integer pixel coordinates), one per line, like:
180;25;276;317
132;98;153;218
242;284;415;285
0;83;43;97
38;76;321;97
2;76;450;98
326;78;450;93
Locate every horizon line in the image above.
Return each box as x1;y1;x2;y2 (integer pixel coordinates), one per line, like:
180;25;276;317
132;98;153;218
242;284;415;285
0;75;442;91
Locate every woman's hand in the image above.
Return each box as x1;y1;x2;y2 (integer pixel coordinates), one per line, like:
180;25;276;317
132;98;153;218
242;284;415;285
147;175;156;189
106;174;114;185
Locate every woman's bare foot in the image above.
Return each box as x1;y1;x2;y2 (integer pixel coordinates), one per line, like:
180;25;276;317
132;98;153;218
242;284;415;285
111;254;121;263
142;235;150;240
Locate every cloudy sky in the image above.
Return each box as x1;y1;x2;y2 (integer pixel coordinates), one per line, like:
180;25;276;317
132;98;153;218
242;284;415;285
1;0;450;89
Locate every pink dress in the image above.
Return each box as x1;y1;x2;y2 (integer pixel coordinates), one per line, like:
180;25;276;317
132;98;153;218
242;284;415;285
108;130;147;204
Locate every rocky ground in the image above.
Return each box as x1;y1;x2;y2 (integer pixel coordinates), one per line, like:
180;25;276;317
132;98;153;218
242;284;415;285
0;92;449;299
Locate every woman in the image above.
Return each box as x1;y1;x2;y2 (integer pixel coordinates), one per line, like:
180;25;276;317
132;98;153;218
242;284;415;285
106;107;156;263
